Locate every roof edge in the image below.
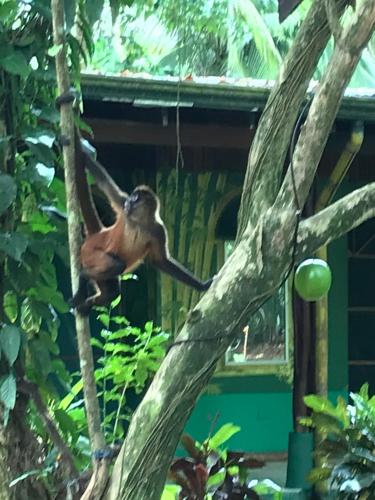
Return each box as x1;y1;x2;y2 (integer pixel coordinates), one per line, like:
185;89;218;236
81;73;375;122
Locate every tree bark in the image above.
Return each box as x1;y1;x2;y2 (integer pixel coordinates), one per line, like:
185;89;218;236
237;0;349;235
106;1;375;499
278;0;375;210
298;182;375;256
50;1;109;498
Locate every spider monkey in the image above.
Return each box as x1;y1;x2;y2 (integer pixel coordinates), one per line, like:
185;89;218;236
57;91;213;315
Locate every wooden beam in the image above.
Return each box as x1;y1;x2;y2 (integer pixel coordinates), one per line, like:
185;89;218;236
85;118;254;149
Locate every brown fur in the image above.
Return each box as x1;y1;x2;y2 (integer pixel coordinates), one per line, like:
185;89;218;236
71;137;213;315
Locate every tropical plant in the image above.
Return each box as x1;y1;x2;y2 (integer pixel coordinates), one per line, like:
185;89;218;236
302;384;375;499
165;422;284;499
88;0;375;86
88;0;287;78
91;301;170;441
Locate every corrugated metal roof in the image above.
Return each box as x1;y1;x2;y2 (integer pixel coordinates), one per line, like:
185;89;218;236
81;72;375;122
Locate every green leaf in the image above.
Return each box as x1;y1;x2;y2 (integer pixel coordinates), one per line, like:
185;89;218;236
0;2;17;22
110;294;121;308
229;0;281;77
52;359;71;384
304;394;338;417
54;409;77;437
47;44;62;57
25;140;55;165
21;298;42;333
161;484;181;500
0;373;16;409
28;285;68;313
0;233;28;261
208;423;241;449
310;413;342;435
307;466;332;483
0;174;16;215
3;291;18;323
33;106;60;124
359;383;369;400
91;338;104;350
0;325;21;366
0;50;31;77
144;321;153;332
39;331;59;355
59;380;83;410
35;164;55;186
98;313;110;328
9;469;43;488
106;328;133;340
7;260;35;292
104;343;132;354
26;212;55;234
134;362;148;387
252;480;282;494
299;417;313;427
207;468;226;489
28;339;52;378
227;465;239;476
2;408;9;426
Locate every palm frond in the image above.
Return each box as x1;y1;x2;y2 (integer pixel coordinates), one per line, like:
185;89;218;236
233;0;282;73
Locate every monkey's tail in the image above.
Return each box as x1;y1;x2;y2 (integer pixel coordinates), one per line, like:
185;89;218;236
74;132;103;235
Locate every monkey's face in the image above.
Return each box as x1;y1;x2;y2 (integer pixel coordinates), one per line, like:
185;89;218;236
125;187;158;221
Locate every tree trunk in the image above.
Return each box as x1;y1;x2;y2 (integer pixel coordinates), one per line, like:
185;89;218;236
50;1;109;497
105;1;375;498
1;395;51;500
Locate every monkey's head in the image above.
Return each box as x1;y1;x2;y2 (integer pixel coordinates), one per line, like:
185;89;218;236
125;185;159;221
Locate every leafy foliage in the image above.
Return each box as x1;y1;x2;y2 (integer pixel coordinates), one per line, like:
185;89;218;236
303;385;375;499
91;305;169;441
165;422;277;499
87;0;375;87
87;0;289;78
0;3;171;494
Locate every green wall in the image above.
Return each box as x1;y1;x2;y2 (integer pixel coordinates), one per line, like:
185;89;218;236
184;236;348;453
185;392;292;452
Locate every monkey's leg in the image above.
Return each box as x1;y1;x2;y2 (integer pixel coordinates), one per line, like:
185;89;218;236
77;279;120;315
70;273;93;309
75;252;126;315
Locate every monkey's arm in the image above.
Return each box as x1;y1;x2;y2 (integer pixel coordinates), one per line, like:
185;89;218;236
80;140;128;208
149;225;212;292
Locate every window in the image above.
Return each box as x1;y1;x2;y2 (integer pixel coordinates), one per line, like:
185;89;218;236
216;200;291;373
223;241;290;369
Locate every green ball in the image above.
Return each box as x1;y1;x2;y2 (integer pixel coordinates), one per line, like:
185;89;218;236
294;259;332;301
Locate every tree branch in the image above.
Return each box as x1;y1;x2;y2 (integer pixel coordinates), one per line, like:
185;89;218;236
105;3;375;499
237;0;348;236
324;0;342;42
277;0;375;211
298;182;375;258
50;1;109;498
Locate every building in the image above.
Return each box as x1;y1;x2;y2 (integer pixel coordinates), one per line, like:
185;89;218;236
78;73;375;459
